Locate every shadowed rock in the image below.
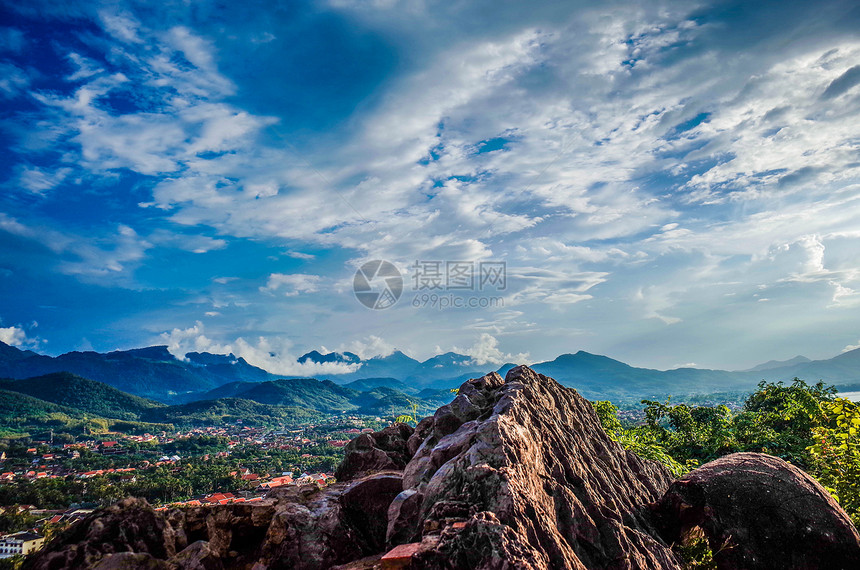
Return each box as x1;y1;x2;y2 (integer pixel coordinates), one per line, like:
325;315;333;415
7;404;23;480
335;422;414;481
24;473;403;570
652;452;860;570
23;497;176;569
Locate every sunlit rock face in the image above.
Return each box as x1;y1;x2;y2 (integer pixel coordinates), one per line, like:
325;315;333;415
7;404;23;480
388;365;681;569
24;366;860;570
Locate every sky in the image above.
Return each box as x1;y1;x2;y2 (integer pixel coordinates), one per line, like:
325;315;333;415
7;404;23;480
1;0;859;375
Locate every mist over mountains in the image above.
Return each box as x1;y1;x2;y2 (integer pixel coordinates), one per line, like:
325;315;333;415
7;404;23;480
1;341;860;405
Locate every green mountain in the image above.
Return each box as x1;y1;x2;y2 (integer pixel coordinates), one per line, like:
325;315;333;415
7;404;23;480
0;372;448;436
0;389;170;439
342;377;417;395
141;398;323;427
236;379;360;414
350;386;445;416
0;372;164;421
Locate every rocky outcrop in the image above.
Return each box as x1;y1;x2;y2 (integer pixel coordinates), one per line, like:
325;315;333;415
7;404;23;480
652;452;860;570
388;365;681;569
25;366;860;569
24;497;177;569
24;473;404;570
335;422;414;481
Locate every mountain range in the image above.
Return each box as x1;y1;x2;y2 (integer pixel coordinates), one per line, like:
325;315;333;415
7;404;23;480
0;371;452;439
2;341;860;405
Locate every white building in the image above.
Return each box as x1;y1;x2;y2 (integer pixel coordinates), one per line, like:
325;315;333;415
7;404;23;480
0;532;45;558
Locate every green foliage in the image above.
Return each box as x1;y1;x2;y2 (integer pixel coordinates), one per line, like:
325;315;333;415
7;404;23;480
593;400;688;477
736;378;834;467
675;534;717;570
635;379;835;468
0;373;163;421
0;511;38;534
808;397;860;524
640;398;738;465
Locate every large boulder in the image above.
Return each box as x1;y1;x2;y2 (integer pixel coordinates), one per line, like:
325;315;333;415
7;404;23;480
23;497;177;569
389;365;682;569
651;452;860;570
25;473;404;570
335;422;415;481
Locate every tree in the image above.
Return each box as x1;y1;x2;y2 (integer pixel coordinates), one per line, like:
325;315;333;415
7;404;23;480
592;400;687;477
808;397;860;524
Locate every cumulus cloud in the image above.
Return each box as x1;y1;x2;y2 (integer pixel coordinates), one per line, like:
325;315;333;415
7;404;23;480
159;322;361;375
452;333;530;366
336;335;396;359
0;321;42;349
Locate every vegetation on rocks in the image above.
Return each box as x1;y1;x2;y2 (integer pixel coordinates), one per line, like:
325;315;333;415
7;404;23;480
595;377;860;525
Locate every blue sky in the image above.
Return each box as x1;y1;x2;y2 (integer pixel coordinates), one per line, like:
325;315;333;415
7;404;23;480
1;0;860;375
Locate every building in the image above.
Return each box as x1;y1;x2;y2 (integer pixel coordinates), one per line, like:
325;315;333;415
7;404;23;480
0;532;45;558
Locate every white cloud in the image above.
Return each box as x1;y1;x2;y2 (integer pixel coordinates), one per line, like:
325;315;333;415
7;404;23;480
452;333;529;366
159;322;360;375
0;321;42;349
16;166;72;195
336;335;396;359
6;1;860;371
260;273;322;297
284;250;316;260
0;62;30;98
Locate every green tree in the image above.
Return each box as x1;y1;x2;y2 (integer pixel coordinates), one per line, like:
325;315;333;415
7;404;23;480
808;397;860;524
592;400;687;477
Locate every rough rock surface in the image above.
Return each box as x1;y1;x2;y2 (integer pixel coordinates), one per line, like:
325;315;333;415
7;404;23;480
652;452;860;570
390;365;682;569
335;422;414;481
23;497;177;569
24;473;404;570
25;366;860;570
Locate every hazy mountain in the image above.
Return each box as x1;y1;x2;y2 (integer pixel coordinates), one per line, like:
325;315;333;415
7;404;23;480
0;342;280;402
743;355;811;372
318;350;487;388
4;340;860;406
342;377;417;395
326;350;424;382
755;348;860;389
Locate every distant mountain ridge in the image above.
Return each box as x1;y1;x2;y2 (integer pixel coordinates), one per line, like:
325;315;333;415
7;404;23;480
742;355;811;372
305;347;860;400
0;343;281;402
2;340;860;404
